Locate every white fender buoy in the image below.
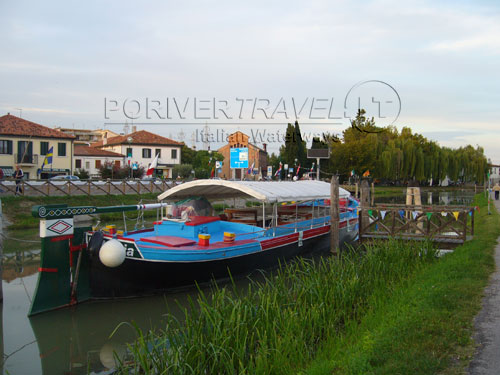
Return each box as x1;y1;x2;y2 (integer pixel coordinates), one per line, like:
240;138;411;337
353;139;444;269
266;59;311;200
100;341;126;369
99;239;126;268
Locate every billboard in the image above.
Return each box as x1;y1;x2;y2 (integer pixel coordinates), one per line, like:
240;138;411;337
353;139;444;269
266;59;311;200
230;147;249;168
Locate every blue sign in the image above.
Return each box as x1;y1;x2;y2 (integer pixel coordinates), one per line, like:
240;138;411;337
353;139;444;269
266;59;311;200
230;147;249;169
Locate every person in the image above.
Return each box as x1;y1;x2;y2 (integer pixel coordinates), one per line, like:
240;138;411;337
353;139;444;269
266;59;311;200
494;182;500;200
13;164;24;196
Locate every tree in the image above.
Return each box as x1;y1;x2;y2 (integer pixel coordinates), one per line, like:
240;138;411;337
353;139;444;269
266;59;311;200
74;169;90;180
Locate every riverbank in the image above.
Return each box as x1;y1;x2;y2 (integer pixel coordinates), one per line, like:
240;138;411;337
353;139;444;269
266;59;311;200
115;193;498;374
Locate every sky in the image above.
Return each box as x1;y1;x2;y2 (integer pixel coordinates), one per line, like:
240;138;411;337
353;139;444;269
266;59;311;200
0;0;499;161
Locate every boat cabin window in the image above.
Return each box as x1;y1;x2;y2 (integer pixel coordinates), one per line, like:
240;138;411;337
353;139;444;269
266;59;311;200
170;197;214;220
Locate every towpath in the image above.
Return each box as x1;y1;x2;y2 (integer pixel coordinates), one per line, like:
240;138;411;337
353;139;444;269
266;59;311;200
468;196;500;375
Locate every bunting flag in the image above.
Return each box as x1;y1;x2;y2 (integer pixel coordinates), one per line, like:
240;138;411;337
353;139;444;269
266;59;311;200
426;212;433;220
380;210;387;220
469;211;473;217
398;209;405;219
295;164;301;176
363;170;370;177
412;211;419;220
350;169;355;177
368;209;373;217
452;211;460;220
274;162;282;177
441;212;448;217
42;146;53;169
310;163;315;172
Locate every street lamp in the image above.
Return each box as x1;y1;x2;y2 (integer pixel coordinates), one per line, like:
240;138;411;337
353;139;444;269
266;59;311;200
127;136;133;179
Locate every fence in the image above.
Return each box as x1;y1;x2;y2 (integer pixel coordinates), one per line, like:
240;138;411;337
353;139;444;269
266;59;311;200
0;179;181;197
358;204;475;246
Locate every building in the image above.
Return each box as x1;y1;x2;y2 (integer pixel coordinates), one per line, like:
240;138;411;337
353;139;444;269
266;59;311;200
91;130;182;177
74;145;125;178
0;113;75;179
55;127;119;145
217;131;267;180
490;164;500;185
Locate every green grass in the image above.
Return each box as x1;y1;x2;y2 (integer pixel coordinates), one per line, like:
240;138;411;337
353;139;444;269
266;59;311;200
116;241;438;374
303;193;499;375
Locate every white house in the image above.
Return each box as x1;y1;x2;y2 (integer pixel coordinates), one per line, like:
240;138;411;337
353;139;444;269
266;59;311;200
74;145;125;177
490;163;500;185
91;130;182;178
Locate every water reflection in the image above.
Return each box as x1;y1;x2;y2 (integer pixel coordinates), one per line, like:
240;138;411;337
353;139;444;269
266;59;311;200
376;190;475;206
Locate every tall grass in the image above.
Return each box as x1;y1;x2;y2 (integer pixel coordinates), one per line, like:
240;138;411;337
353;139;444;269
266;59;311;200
116;240;437;374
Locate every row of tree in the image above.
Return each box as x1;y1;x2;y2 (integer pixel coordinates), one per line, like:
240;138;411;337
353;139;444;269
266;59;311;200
268;110;488;184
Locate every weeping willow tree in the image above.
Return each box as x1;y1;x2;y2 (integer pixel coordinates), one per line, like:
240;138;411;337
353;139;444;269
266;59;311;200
324;110;488;184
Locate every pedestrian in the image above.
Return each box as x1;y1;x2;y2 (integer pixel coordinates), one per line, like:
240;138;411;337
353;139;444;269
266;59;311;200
0;167;4;193
494;182;500;201
13;164;24;196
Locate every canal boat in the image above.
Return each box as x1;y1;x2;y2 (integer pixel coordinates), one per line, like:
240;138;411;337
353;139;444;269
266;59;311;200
29;179;359;315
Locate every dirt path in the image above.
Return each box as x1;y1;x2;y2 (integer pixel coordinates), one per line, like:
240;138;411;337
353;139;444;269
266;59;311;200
468;195;500;375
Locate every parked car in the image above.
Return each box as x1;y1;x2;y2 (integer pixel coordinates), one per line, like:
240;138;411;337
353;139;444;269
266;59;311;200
48;175;80;181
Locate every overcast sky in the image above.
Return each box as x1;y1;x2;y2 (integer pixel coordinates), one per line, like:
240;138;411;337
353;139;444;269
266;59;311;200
1;0;499;161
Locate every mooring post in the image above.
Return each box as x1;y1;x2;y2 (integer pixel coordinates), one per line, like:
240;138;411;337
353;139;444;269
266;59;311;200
330;176;339;255
360;180;370;238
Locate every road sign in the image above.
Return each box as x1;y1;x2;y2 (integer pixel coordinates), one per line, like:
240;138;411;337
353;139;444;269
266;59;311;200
215;161;222;169
267;166;272;176
230;147;249;169
132;162;138;170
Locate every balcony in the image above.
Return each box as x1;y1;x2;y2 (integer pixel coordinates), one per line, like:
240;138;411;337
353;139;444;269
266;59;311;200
14;154;39;165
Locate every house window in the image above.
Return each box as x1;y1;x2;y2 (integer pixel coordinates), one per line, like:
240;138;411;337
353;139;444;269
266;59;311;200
155;149;161;158
115;160;120;167
75;159;82;169
142;148;152;158
171;149;177;159
126;147;133;157
40;141;49;155
95;160;101;169
0;140;12;154
58;143;66;156
85;161;90;169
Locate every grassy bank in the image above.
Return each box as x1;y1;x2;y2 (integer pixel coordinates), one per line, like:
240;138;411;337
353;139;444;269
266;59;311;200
304;193;499;375
117;241;438;374
116;193;498;375
1;193;159;230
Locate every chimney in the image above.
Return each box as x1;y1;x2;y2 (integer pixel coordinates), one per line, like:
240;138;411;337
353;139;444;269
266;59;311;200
103;138;108;145
132;125;137;133
262;143;267;152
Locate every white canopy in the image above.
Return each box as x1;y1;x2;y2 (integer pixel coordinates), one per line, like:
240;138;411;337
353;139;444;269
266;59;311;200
157;179;350;203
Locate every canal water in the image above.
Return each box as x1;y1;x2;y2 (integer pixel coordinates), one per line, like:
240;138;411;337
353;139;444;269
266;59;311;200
0;190;475;374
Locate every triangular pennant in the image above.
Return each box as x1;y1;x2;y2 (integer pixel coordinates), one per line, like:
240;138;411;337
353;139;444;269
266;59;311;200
441;212;448;216
426;212;432;220
412;211;418;220
380;210;387;220
469;211;472;217
399;210;405;219
453;211;459;220
368;209;373;217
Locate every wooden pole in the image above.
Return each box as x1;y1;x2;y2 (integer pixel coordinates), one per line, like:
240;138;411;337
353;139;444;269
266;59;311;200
360;180;370;233
330;176;339;255
355;182;359;199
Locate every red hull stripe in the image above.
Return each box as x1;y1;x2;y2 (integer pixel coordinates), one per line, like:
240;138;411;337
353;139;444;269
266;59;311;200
50;235;74;242
39;267;58;273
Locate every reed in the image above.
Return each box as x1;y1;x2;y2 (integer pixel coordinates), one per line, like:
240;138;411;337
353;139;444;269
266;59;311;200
115;240;437;375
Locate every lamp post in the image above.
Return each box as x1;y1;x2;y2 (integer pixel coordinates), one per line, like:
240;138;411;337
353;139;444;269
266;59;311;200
127;136;133;179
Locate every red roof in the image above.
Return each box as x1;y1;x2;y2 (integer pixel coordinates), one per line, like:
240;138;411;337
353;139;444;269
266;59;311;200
0;114;75;139
74;145;124;157
91;130;182;148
